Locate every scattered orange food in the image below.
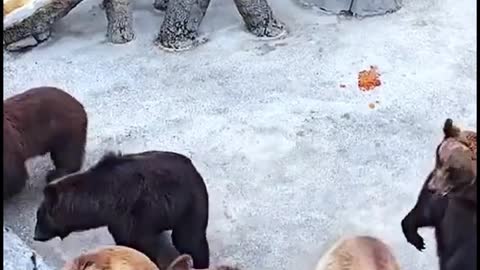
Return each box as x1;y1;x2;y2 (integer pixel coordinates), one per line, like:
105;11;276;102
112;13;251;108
358;66;382;91
368;103;376;109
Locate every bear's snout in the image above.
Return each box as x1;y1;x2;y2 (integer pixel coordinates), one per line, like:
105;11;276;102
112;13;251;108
33;224;57;242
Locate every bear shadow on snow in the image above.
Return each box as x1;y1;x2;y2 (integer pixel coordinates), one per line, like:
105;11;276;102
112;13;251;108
33;150;210;269
3;86;88;200
401;119;477;270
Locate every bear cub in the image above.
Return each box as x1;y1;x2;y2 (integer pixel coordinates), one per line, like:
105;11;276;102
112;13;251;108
3;86;88;199
33;150;210;269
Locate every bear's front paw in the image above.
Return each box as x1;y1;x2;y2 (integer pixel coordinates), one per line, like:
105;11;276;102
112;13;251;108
408;234;426;251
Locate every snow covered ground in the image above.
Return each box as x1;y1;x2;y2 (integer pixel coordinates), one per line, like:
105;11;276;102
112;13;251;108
3;0;476;269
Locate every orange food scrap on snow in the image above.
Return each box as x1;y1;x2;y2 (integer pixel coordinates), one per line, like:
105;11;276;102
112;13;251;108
368;103;376;109
358;66;382;91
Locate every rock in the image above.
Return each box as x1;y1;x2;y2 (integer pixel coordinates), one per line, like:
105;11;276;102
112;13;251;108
350;0;402;17
3;227;53;270
5;36;38;51
34;30;52;42
294;0;402;17
296;0;351;14
3;0;84;49
103;0;135;44
233;0;286;39
153;0;168;11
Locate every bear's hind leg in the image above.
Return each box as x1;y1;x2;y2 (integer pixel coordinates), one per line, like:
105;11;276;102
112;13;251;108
171;223;210;269
46;137;86;182
4;160;28;200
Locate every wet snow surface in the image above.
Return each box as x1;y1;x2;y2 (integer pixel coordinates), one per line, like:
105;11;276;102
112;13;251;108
3;0;476;269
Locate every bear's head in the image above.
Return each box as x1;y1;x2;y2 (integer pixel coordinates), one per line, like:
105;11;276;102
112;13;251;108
61;246;159;270
314;236;400;270
166;254;240;270
33;183;71;241
426;118;476;200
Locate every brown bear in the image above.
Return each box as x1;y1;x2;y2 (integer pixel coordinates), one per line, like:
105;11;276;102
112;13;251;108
33;150;210;269
401;179;477;270
426;118;476;209
166;254;240;270
3;86;88;200
61;245;159;270
314;235;400;270
401;120;477;270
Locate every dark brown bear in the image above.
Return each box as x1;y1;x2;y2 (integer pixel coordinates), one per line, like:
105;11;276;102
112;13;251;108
401;120;477;270
3;86;88;199
401;178;477;270
33;151;210;269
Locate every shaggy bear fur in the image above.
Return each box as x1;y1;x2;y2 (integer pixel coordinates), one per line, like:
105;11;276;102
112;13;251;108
401;174;477;270
3;86;87;200
167;254;240;270
33;151;210;269
62;245;159;270
314;235;400;270
426;118;476;209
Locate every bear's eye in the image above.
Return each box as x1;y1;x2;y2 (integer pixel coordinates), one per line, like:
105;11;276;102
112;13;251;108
81;260;94;270
447;168;462;178
435;143;444;167
447;168;474;186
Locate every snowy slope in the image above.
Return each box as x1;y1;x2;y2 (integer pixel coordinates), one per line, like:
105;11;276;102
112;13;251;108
3;0;476;269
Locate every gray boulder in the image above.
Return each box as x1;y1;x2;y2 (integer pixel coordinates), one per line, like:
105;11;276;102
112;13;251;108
294;0;402;16
3;227;53;270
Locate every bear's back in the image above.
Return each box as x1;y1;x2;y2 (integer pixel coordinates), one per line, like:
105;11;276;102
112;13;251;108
64;150;207;214
4;86;83;109
90;150;204;189
3;86;87;157
4;86;86;127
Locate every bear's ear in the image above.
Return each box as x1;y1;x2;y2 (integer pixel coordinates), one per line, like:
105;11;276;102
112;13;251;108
167;254;193;270
443;118;460;138
43;184;59;206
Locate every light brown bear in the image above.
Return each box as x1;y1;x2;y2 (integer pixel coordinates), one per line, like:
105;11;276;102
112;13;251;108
314;235;400;270
426;118;476;209
61;245;159;270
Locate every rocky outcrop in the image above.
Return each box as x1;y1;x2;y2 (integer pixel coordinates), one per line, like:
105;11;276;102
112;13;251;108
3;227;53;270
294;0;402;17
